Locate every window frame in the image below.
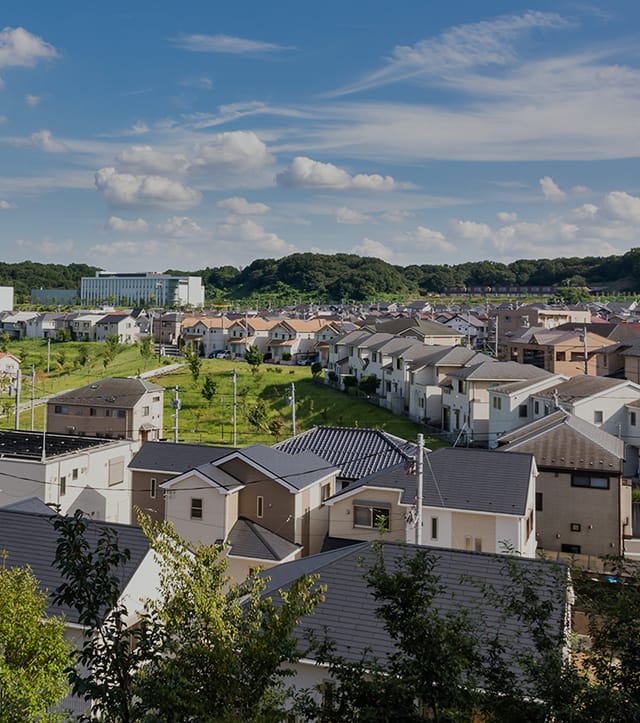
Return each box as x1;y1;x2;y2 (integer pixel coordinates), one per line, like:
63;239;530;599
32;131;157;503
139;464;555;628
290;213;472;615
190;498;203;520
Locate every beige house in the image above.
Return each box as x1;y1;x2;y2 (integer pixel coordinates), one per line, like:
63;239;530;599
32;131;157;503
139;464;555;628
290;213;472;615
498;411;631;559
162;444;339;580
47;377;164;443
496;304;590;341
324;447;538;557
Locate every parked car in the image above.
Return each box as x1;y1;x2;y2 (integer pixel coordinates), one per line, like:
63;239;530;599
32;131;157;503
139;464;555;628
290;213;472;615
296;358;312;366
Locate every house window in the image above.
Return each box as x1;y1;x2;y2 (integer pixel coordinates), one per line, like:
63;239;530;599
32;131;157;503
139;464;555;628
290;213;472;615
431;517;438;540
458;380;467;394
555;351;566;361
535;492;543;511
518;404;528;418
54;405;68;414
492;397;502;410
570;352;584;362
572;474;609;490
150;478;157;499
60;476;66;496
526;510;534;538
534;400;540;414
321;483;331;502
631;411;637;426
593;410;603;424
190;498;203;520
570;523;582;532
72;468;78;480
465;536;472;551
396;358;402;370
561;543;581;554
353;502;390;530
142;406;150;416
89;407;97;416
257;496;264;518
474;538;482;552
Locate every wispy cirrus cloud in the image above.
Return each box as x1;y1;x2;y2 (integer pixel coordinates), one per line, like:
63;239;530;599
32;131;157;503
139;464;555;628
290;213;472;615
169;33;294;55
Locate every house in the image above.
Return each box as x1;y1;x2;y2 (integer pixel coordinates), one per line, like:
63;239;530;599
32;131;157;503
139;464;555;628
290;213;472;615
70;312;106;342
498;411;631;559
311;322;341;366
0;430;138;523
323;447;537;557
504;328;613;378
0;310;39;339
261;541;571;698
363;317;464;346
181;315;233;357
0;500;158;715
0;351;21;383
441;360;553;445
162;444;340;576
95;313;143;345
441;313;488;349
47;377;164;443
274;425;415;491
128;441;234;523
227;317;278;358
496;304;591;342
266;318;327;363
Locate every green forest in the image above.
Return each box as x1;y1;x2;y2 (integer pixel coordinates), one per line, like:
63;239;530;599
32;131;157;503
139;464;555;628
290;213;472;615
7;249;640;305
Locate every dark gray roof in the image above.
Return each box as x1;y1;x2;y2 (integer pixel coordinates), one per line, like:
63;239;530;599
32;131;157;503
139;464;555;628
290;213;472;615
407;347;487;371
364;317;462;337
129;441;233;473
0;507;149;624
329;447;534;516
498;410;624;472
227;517;300;561
261;541;569;670
274;426;414;481
219;444;339;491
51;377;163;408
447;360;550;382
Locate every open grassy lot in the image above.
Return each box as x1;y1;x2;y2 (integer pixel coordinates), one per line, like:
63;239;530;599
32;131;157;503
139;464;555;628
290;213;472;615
0;340;445;448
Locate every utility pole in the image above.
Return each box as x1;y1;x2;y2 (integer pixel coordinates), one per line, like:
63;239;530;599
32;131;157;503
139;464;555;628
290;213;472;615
232;368;237;447
494;315;499;357
47;337;51;374
30;364;35;431
414;433;424;545
288;382;297;436
583;326;588;375
14;368;20;430
170;386;181;443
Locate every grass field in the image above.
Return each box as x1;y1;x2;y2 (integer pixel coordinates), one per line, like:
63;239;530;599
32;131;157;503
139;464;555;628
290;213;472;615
0;340;445;449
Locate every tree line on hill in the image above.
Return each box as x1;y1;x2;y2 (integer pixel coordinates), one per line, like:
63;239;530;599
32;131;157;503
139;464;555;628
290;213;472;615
6;249;640;305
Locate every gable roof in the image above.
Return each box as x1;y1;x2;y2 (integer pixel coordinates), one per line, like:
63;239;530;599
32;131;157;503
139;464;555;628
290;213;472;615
50;377;163;407
260;541;568;670
0;507;150;624
447;360;551;383
531;374;636;404
328;447;534;516
498;410;624;472
274;426;414;481
226;517;300;562
129;441;232;473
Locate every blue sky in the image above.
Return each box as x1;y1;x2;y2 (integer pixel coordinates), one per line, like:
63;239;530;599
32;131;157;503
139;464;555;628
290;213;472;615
2;1;640;272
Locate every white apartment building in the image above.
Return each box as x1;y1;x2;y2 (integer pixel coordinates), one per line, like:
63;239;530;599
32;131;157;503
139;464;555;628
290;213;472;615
81;272;204;308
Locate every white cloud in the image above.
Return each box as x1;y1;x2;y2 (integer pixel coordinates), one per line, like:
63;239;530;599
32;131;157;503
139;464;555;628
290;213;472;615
191;131;272;173
0;200;15;209
180;75;213;89
216;196;270;215
127;121;149;136
277;156;397;191
571;185;591;197
157;216;202;238
17;129;68;153
116;145;189;175
170;33;293;55
94;167;202;209
380;209;414;223
539;176;566;201
25;94;40;107
336;206;369;224
219;217;295;255
89;239;166;258
330;11;567;96
351;237;394;261
396;226;456;253
450;219;492;240
0;27;58;69
497;211;517;222
16;237;74;257
599;191;640;224
105;216;149;233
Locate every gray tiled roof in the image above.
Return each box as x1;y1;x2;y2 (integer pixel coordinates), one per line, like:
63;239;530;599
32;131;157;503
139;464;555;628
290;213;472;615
222;444;339;491
51;377;163;407
0;507;149;624
129;441;233;473
498;410;624;472
227;517;300;561
448;360;550;382
329;447;534;516
260;541;568;670
274;426;414;481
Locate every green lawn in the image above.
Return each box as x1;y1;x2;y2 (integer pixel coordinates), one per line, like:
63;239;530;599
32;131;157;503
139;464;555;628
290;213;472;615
0;340;446;449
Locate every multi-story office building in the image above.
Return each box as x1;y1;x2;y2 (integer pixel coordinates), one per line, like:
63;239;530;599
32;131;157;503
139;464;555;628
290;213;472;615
80;272;204;308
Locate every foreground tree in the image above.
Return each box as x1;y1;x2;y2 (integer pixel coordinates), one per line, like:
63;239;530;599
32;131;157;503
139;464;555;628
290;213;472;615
135;516;325;722
245;344;264;374
183;343;202;384
0;557;70;722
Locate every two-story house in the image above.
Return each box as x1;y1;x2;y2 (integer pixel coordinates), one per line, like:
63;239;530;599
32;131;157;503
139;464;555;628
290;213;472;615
47;377;164;443
95;313;143;345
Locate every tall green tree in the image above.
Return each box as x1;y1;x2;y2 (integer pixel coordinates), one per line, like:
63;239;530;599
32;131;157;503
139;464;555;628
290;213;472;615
245;344;263;374
201;373;218;405
139;335;153;369
0;557;70;722
183;342;202;384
